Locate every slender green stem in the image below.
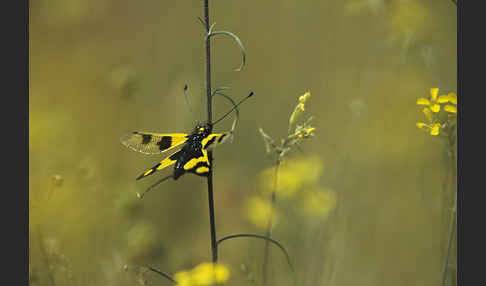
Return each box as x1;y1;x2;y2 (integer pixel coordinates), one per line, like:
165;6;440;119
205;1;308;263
217;234;294;271
439;143;452;258
441;146;457;286
441;192;456;286
146;266;177;284
204;0;212;124
203;0;218;264
262;154;280;286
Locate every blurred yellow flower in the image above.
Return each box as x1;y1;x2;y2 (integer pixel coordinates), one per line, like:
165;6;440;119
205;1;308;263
244;197;278;229
174;263;230;286
259;156;323;198
191;263;230;285
300;189;337;218
175;271;192;286
416;122;425;129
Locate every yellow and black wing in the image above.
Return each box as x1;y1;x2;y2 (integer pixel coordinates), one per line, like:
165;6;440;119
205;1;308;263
182;149;210;176
136;150;182;180
201;132;233;150
120;132;188;155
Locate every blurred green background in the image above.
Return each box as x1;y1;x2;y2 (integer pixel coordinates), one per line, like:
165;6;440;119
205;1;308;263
29;0;457;285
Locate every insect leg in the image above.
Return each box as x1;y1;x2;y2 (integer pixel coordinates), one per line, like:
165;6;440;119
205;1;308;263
137;175;173;199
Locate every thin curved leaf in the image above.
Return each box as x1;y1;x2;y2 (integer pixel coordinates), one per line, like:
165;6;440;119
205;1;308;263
124;265;177;284
146;266;177;284
208;30;246;71
217;233;294;272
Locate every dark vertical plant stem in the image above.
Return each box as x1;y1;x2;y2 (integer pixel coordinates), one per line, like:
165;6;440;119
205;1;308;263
204;0;212;123
262;154;280;286
203;0;218;263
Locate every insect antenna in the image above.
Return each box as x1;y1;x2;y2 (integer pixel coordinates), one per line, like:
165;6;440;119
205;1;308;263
182;84;198;123
213;91;254;127
137;175;172;199
212;90;239;131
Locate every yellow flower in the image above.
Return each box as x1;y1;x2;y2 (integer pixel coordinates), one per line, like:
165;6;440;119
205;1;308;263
430;123;440;136
416;122;441;136
295;126;316;140
192;263;230;285
416;98;431;105
416;88;441;113
447;92;457;105
213;266;230;283
437;94;450;103
259;156;323;198
174;263;230;286
417;89;457;115
416;88;457;136
299;91;311;103
430;104;440;113
174;271;193;286
444;105;457;114
304;127;315;136
444;92;457;114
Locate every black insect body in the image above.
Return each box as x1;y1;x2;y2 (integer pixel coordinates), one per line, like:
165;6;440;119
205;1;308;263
122;123;231;182
120;90;253;195
171;125;212;180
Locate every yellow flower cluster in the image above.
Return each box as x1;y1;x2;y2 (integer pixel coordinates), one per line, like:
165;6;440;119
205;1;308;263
416;88;457;136
260;91;315;161
260;156;323;198
296;126;315;139
174;263;230;286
